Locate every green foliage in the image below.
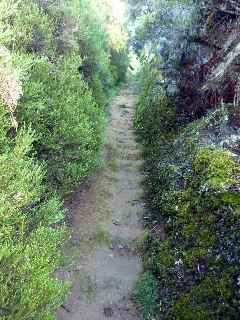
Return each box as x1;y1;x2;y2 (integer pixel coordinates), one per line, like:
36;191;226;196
134;272;158;319
18;54;105;191
0;0;129;318
3;0;56;56
134;64;177;142
110;48;129;84
135;65;240;319
0;0;129;192
134;65;178;220
0;227;69;320
0;105;68;319
67;0;128;106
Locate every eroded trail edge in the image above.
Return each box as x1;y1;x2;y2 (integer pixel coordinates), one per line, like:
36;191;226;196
57;86;144;320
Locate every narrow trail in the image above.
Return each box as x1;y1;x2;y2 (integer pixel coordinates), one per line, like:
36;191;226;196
57;86;144;320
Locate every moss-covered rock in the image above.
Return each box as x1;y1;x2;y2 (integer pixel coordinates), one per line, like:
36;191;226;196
134;65;240;319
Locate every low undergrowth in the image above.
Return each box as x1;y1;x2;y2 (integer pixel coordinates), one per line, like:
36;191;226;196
134;66;240;319
134;271;158;319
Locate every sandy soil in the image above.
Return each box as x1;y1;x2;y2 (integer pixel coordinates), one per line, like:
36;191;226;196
56;86;144;320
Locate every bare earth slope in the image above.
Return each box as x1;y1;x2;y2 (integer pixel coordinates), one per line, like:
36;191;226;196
57;86;144;320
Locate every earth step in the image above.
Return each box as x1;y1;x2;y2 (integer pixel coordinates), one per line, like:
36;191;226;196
103;307;114;317
126;153;140;161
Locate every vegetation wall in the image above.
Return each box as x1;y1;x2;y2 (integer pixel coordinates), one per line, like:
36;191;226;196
0;0;128;318
128;1;240;319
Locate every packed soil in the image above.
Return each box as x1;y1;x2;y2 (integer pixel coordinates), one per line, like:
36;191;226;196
57;86;144;320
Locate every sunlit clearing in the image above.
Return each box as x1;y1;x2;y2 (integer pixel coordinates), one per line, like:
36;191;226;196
103;0;128;50
108;0;126;22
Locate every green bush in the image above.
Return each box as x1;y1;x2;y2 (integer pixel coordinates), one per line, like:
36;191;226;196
0;105;68;319
68;0;127;106
2;0;129;192
134;65;177;143
135;66;240;319
18;54;105;191
0;0;129;318
110;48;129;84
134;65;178;221
134;272;158;319
3;0;57;56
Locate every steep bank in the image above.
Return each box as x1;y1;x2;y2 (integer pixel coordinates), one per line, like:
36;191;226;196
127;0;240;319
57;86;144;320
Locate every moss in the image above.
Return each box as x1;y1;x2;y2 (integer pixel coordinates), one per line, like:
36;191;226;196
78;273;96;302
93;229;112;247
170;273;236;320
105;143;119;172
138;143;240;319
135;65;240;319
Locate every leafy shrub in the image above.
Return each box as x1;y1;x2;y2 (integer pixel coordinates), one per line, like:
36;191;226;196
134;272;158;319
2;0;129;192
110;48;129;85
4;0;56;56
68;0;127;107
0;0;129;318
0;105;68;319
134;65;177;143
135;66;240;319
152;147;240;319
18;54;105;191
134;65;178;221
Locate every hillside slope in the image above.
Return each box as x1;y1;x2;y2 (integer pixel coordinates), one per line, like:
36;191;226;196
128;0;240;319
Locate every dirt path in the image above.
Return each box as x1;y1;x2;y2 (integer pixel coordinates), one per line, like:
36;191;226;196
57;86;144;320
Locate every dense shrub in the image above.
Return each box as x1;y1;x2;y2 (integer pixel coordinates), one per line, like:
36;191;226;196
2;0;129;192
0;0;129;318
110;48;129;84
67;0;128;106
0;104;68;319
134;67;240;319
5;0;56;55
18;55;105;191
134;66;179;220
